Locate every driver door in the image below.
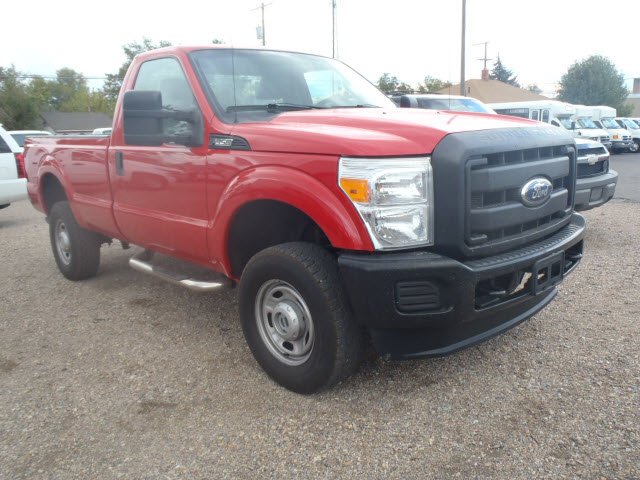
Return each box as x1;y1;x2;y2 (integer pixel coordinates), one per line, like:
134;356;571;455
109;57;209;263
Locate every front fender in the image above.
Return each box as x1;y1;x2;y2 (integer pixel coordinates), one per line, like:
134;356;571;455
209;165;373;276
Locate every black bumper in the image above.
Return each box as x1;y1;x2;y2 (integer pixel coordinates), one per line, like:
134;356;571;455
574;170;618;211
338;213;586;359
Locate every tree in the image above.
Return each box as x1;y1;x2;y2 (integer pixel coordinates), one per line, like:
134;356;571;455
396;82;412;91
212;38;224;44
527;84;543;94
418;76;453;92
102;37;172;110
557;55;632;116
0;66;41;129
490;56;520;87
376;73;400;92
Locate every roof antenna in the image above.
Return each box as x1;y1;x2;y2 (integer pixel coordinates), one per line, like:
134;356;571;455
231;47;238;124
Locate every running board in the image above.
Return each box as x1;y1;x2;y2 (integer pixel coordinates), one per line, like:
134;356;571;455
129;250;232;292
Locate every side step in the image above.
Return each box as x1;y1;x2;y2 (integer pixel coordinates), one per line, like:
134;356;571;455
129;250;232;292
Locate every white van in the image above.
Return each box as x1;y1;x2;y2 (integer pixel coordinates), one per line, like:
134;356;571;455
585;106;632;153
613;118;640;153
489;100;612;149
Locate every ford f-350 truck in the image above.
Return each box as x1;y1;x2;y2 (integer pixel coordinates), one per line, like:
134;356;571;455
24;47;585;393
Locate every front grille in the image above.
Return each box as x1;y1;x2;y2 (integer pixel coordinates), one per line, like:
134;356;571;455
623;135;631;141
578;147;606;157
466;145;574;250
578;159;608;178
600;136;610;143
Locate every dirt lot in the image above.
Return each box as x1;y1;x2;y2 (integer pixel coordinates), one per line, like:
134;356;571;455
1;199;638;479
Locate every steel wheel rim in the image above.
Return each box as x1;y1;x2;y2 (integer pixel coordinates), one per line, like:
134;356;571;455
631;142;640;152
255;280;315;366
55;220;72;265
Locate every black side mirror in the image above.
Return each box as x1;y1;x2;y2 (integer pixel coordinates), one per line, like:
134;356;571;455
123;90;204;147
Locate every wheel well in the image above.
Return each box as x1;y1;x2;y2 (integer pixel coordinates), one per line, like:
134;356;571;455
42;174;68;214
228;200;331;278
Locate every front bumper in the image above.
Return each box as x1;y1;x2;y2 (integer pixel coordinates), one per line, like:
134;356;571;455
338;213;586;359
0;178;27;204
574;170;618;211
611;140;633;151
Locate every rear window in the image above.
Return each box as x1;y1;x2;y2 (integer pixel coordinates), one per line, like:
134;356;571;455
0;136;11;154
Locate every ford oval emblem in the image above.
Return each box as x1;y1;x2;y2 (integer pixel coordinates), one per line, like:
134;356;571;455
521;178;553;207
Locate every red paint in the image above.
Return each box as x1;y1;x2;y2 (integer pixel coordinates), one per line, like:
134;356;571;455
24;46;540;278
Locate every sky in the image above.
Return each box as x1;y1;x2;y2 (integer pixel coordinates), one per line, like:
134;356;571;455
1;0;639;97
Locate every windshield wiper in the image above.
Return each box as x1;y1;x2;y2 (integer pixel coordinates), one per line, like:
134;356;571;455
227;103;323;113
329;104;380;108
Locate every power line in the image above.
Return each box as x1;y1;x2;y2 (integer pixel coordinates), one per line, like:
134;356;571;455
0;75;111;80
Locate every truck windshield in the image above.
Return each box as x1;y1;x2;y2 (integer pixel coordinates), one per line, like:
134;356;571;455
601;118;620;129
190;49;396;123
558;117;573;129
623;119;639;129
415;98;494;113
576;118;597;129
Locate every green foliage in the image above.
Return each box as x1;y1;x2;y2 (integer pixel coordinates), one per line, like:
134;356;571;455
490;56;520;87
377;73;400;92
102;37;173;110
527;84;542;94
557;55;630;115
418;76;453;92
0;66;41;129
396;82;412;91
212;38;224;44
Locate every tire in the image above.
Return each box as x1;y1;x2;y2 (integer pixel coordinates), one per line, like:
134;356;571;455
238;242;363;394
49;201;101;280
629;140;640;153
0;204;9;210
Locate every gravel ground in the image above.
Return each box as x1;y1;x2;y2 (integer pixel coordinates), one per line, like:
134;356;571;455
1;199;638;479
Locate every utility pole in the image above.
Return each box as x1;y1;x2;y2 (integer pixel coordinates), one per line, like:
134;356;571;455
252;2;272;46
460;0;466;96
473;41;492;80
332;0;338;59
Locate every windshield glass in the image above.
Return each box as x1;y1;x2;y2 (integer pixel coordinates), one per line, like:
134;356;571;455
623;119;639;130
558;117;573;129
577;118;597;129
601;118;620;129
190;49;396;123
10;133;50;147
415;98;494;113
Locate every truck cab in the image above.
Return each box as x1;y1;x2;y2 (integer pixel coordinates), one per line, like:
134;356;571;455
586;106;633;153
614;117;640;153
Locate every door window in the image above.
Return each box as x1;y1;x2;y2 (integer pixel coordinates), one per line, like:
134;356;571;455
541;110;550;123
134;57;198;136
0;136;11;154
531;110;539;121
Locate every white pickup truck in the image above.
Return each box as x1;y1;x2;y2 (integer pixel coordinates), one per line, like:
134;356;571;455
0;125;27;210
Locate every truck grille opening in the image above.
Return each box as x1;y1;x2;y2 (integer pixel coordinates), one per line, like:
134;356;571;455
577;159;608;178
466;145;574;251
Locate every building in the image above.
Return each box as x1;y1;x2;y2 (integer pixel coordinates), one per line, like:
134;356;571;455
436;76;549;104
626;78;640;117
40;112;113;134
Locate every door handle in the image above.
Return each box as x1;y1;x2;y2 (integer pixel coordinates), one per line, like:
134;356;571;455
115;152;124;176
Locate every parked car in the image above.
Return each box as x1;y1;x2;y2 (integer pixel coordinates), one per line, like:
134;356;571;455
8;130;53;152
574;138;618;210
398;93;496;113
24;46;586;393
92;127;112;135
0;125;27;209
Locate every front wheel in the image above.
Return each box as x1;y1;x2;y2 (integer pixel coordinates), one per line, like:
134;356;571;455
49;201;101;280
629;140;640;153
238;242;363;393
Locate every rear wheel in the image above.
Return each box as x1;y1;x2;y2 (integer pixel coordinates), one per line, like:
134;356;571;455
238;242;363;393
629;140;640;153
49;201;101;280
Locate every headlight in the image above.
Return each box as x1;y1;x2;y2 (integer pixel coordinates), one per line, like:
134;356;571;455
339;157;434;249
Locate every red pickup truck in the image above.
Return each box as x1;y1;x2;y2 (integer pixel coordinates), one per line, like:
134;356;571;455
25;46;585;393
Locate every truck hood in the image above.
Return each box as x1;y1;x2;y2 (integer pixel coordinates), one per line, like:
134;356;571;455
229;108;548;156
